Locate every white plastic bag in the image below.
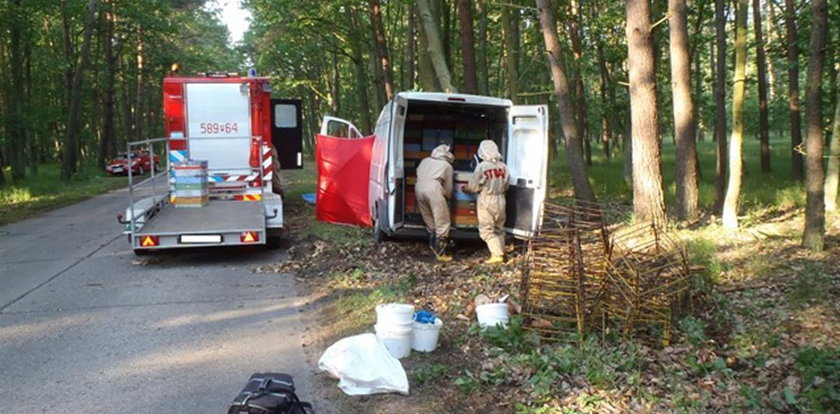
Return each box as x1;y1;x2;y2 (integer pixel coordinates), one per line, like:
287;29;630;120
317;333;410;395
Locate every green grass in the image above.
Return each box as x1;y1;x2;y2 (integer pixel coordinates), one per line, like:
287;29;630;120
0;163;127;225
551;134;804;216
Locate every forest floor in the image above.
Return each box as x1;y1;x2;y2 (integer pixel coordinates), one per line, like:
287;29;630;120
258;163;840;413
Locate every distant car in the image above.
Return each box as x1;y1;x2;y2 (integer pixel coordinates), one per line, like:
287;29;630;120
105;151;161;176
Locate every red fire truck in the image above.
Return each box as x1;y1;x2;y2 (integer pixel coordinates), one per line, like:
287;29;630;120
119;72;302;253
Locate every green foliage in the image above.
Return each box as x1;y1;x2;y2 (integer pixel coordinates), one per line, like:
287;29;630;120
453;370;481;394
677;316;709;347
795;347;840;413
411;364;452;386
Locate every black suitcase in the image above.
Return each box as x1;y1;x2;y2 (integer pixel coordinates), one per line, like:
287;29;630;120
228;373;313;414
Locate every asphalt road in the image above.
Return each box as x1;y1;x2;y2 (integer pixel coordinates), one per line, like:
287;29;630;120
0;189;333;413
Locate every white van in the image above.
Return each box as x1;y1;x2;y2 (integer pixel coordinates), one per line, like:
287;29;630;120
321;92;549;242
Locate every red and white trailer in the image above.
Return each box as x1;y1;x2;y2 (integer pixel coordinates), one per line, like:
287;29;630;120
119;72;302;253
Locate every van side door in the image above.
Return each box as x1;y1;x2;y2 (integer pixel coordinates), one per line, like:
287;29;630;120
504;105;549;238
270;99;303;169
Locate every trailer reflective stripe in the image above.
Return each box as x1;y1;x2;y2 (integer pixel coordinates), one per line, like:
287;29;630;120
262;145;273;184
234;194;262;201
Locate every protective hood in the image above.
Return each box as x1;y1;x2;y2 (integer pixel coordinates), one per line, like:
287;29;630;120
478;140;502;162
430;144;454;164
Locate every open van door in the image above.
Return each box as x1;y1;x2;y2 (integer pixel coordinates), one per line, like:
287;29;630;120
387;95;409;230
320;116;362;138
504;105;549;238
270;99;303;169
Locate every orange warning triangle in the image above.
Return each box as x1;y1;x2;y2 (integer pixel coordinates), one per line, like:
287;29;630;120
243;232;255;242
141;236;155;247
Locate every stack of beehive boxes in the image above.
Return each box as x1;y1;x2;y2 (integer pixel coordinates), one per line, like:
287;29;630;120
452;172;478;227
171;160;209;208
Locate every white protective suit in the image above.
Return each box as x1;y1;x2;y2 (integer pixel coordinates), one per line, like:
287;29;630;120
415;145;454;239
466;140;509;258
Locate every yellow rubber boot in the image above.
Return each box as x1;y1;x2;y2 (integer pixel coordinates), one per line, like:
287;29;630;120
485;256;504;264
437;254;453;263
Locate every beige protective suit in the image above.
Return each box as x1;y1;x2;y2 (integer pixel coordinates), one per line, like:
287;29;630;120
466;140;509;258
415;145;454;239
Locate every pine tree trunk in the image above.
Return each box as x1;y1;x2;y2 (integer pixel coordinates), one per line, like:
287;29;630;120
457;0;478;94
477;0;489;95
416;4;439;91
802;0;827;251
626;0;666;224
669;0;700;221
502;5;518;99
406;6;416;90
98;0;117;169
785;0;803;181
825;88;840;212
722;0;748;228
766;0;778;100
134;27;144;142
753;0;771;173
370;0;394;100
330;52;341;114
535;0;596;202
8;0;26;179
352;49;373;134
61;0;98;180
713;0;728;215
417;0;456;92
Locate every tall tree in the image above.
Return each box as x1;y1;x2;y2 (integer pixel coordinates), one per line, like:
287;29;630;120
626;0;666;224
785;0;803;181
825;89;840;212
535;0;596;202
802;0;828;251
370;0;394;100
405;6;416;90
476;0;489;95
713;0;728;214
753;0;771;173
668;0;700;221
97;0;118;170
501;4;519;99
61;0;98;180
416;0;456;92
7;0;26;179
457;0;478;94
722;0;748;229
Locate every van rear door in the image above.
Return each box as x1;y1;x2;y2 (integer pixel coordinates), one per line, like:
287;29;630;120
504;105;549;238
388;95;409;229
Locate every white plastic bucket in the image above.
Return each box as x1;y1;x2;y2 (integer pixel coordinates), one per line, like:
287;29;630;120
375;303;415;327
412;319;443;352
476;303;510;329
374;323;413;359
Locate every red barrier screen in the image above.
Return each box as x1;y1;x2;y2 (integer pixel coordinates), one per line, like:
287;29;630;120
315;134;374;227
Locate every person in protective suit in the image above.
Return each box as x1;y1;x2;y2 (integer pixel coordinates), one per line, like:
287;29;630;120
465;140;509;264
415;145;455;262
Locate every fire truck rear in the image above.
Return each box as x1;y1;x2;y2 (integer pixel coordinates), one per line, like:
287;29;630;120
119;72;302;254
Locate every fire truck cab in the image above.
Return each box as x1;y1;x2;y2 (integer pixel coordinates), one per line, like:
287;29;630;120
120;72;302;253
